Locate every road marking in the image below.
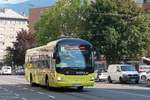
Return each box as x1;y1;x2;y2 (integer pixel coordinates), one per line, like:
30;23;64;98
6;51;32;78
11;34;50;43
104;89;150;98
3;88;9;92
48;95;55;99
30;89;35;92
23;87;28;90
37;92;45;95
14;93;20;97
22;97;27;100
16;86;22;88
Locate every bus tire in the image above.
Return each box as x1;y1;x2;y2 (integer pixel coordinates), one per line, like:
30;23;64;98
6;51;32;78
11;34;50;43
77;86;83;91
30;74;35;87
45;75;49;89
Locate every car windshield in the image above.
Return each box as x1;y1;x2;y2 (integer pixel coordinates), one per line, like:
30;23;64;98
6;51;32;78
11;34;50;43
121;65;136;71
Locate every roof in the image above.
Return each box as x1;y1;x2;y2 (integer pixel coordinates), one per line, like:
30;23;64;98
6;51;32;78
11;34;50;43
0;8;27;19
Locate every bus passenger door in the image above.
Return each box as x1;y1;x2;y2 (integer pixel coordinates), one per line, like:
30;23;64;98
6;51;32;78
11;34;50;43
50;55;56;85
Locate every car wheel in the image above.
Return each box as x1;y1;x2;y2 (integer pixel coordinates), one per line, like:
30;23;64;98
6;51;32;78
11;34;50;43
141;75;147;81
119;77;124;84
147;79;150;87
108;76;112;83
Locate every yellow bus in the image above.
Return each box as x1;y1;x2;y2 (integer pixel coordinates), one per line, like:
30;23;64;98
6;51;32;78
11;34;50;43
25;38;95;90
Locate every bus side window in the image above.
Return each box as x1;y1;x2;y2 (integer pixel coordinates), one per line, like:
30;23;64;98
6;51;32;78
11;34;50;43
47;56;50;68
49;55;52;68
45;60;50;68
51;54;54;69
39;60;44;69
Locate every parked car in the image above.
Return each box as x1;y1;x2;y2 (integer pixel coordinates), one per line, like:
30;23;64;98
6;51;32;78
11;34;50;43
138;65;150;82
139;72;147;82
146;72;150;86
107;64;139;83
94;62;107;81
1;66;12;75
97;70;108;81
0;70;2;75
0;67;2;74
138;57;150;82
15;66;25;75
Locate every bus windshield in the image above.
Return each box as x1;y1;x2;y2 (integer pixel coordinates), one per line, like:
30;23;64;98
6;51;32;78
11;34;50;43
56;44;92;69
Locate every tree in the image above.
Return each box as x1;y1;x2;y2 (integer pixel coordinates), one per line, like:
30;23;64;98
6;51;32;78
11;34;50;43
34;0;89;45
34;0;150;63
82;0;150;63
14;29;36;65
4;29;35;66
4;47;14;66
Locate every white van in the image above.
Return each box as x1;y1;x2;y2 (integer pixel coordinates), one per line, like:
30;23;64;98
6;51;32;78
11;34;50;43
2;66;12;75
107;64;139;83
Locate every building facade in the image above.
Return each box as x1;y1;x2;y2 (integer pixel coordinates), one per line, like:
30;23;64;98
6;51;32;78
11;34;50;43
0;8;28;62
134;0;150;9
28;7;48;33
143;0;150;9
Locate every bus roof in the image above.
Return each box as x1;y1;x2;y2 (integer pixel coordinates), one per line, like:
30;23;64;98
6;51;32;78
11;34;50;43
57;38;92;46
26;38;92;56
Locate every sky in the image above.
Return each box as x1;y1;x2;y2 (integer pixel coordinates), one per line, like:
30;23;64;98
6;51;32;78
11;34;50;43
0;0;28;4
0;0;56;14
0;0;144;15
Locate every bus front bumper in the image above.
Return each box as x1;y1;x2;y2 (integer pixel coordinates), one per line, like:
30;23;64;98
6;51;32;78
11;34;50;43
53;81;94;87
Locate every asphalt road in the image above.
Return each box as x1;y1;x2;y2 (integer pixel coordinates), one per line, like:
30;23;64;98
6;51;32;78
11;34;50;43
0;75;150;100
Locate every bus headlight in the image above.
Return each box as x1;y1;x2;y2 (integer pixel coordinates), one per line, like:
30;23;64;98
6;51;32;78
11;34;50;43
57;77;62;81
90;77;95;81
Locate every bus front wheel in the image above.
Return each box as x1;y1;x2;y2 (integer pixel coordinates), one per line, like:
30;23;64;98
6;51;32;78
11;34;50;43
77;86;83;91
45;76;49;89
30;74;35;86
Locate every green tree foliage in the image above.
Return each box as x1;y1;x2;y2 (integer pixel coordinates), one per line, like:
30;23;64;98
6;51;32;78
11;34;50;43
83;0;150;63
34;0;150;63
4;29;35;66
4;47;14;66
34;0;89;45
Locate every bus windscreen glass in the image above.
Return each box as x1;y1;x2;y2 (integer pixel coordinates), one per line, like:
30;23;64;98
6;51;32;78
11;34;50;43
56;44;92;68
56;44;94;75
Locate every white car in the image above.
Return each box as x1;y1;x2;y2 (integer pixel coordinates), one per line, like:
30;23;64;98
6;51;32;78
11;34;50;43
98;70;108;81
2;66;12;75
146;73;150;86
0;70;2;74
139;72;147;82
